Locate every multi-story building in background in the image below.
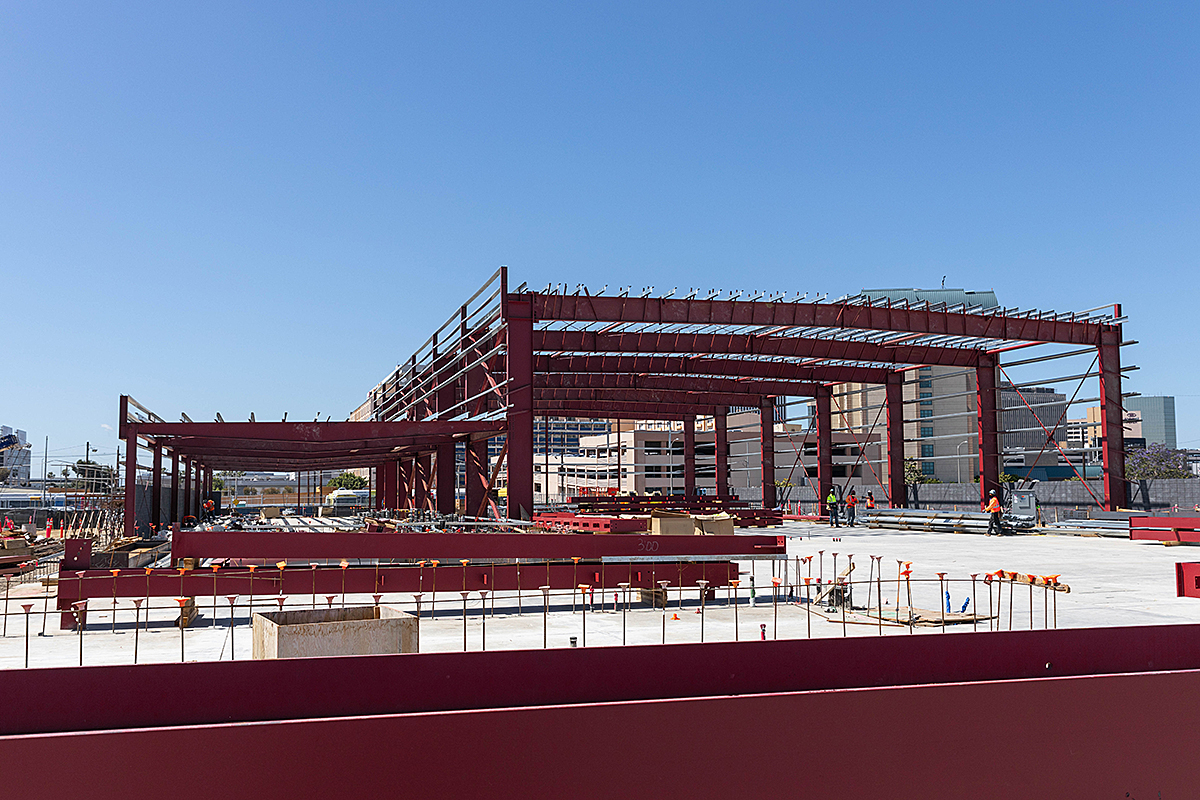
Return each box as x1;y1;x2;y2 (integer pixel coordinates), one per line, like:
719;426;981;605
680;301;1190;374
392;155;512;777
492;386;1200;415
1125;396;1177;449
0;426;31;486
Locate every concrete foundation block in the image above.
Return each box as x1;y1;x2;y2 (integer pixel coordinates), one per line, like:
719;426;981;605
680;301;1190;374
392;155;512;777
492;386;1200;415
251;605;417;659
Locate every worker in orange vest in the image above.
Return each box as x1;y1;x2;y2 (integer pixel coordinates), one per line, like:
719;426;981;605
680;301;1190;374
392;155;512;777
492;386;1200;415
203;498;215;521
865;491;876;510
984;489;1002;536
845;489;858;527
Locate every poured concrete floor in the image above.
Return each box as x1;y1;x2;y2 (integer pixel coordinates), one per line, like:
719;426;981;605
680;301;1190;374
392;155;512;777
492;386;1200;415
1;520;1197;669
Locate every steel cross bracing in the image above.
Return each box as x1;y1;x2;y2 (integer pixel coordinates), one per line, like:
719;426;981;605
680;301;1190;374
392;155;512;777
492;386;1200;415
356;271;1128;522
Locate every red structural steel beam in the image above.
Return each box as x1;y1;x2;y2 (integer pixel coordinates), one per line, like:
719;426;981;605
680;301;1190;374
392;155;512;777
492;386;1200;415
886;372;907;508
1133;518;1200;543
122;418;503;443
535;401;723;419
1176;561;1200;596
4;626;1200;798
506;288;536;520
535;329;983;368
538;388;768;409
976;352;1001;506
535;372;821;397
528;293;1112;346
1098;319;1128;511
714;407;729;495
55;562;738;611
535;355;892;386
169;530;785;561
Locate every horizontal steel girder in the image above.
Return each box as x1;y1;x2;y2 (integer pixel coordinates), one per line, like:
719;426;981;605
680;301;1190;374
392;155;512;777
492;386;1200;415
122;420;504;443
534;401;726;419
536;388;769;407
535;373;821;397
534;329;984;368
536;355;892;385
170;530;785;561
55;561;739;605
527;293;1112;346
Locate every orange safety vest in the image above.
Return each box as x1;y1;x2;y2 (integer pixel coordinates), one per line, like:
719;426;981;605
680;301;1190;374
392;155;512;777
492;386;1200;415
846;495;858;507
985;497;1001;513
866;497;875;509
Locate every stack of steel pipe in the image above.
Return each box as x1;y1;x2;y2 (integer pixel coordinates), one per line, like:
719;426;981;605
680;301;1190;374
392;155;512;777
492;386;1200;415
865;508;1036;534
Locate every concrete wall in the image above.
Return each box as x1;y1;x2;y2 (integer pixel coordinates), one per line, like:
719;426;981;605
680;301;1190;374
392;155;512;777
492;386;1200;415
252;606;417;659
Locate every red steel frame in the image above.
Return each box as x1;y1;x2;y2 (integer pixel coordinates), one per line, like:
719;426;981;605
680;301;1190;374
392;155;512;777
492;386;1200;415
362;269;1129;521
118;270;1130;533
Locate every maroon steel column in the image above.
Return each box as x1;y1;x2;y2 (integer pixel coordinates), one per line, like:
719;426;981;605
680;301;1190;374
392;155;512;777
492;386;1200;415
977;353;1002;507
815;385;833;514
436;442;456;515
415;454;431;511
886;373;907;508
150;443;162;531
123;425;138;538
466;440;489;516
683;415;696;496
396;460;409;509
182;459;192;521
169;452;179;523
377;463;390;511
715;408;729;497
760;398;777;509
506;291;536;520
1099;320;1128;510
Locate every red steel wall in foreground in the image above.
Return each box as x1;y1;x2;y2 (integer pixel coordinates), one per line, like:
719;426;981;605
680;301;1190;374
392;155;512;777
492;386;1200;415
3;625;1197;797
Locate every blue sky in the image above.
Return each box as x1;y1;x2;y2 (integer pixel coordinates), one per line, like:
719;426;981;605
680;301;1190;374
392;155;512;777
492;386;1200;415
2;2;1197;472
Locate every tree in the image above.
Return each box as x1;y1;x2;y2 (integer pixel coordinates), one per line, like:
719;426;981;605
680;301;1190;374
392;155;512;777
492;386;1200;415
212;475;225;491
1127;443;1193;480
903;458;940;484
0;468;9;483
328;471;368;490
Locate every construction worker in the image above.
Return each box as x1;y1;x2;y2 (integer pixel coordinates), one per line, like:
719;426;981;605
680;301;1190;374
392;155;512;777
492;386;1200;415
845;489;858;527
202;498;215;521
985;489;1003;536
826;488;840;527
866;491;876;510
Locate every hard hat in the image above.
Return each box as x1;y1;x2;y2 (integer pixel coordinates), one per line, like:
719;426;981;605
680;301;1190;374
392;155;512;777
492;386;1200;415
989;489;996;495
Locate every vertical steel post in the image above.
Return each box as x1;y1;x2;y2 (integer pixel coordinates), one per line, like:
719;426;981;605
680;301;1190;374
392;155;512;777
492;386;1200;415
1098;321;1128;510
182;459;192;522
815;386;833;514
170;451;179;524
683;414;696;496
123;424;138;538
150;444;162;532
436;442;456;515
415;454;432;510
886;372;907;508
760;397;777;509
977;352;1002;507
715;407;729;496
505;287;535;520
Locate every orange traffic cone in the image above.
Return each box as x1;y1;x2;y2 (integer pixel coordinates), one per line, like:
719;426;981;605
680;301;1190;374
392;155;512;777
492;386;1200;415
671;613;680;621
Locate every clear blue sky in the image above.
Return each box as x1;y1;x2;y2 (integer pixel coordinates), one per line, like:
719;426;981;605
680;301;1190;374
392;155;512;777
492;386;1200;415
2;2;1197;473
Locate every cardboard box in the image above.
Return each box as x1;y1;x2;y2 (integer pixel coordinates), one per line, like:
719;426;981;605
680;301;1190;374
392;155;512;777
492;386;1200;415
693;514;735;536
651;512;696;536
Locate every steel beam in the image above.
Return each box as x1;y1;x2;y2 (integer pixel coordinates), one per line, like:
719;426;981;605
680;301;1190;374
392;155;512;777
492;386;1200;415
123;424;137;538
536;355;891;385
169;530;784;561
537;388;768;408
465;440;488;516
886;372;906;508
535;330;984;369
506;293;535;520
414;454;431;511
528;293;1110;346
683;415;696;495
535;372;821;398
170;451;179;524
760;399;776;509
150;443;162;532
815;386;833;512
436;442;456;515
976;353;1001;506
1099;322;1127;511
715;407;729;496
